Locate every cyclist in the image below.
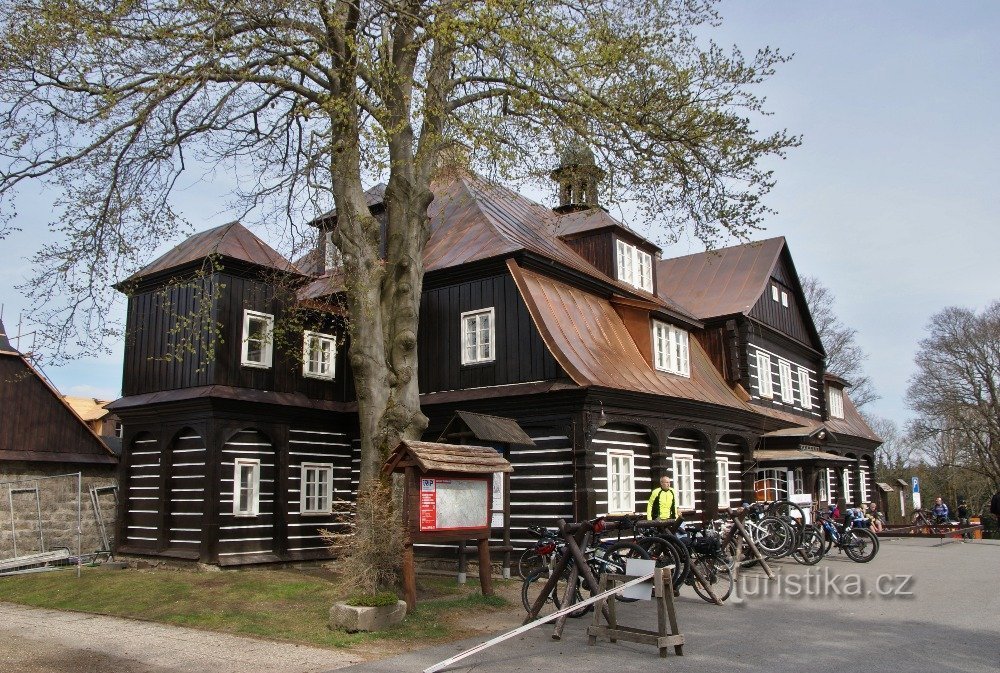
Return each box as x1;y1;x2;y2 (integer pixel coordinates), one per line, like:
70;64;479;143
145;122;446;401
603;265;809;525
931;497;950;524
647;475;679;520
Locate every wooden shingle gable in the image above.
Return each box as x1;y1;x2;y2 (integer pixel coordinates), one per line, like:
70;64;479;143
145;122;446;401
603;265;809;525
382;440;514;476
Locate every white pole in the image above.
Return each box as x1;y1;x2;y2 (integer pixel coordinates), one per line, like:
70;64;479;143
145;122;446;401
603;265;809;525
76;472;82;579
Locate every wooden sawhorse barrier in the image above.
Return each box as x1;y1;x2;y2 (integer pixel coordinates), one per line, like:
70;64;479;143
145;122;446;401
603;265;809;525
587;566;684;658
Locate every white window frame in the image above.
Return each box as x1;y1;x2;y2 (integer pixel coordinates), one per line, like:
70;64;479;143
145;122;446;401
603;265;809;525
818;468;831;504
771;284;779;302
241;310;274;368
233;458;261;517
828;386;845;419
114;421;123;439
616;239;653;292
460;308;495;365
672;455;695;511
300;462;334;515
716;458;731;507
606;450;635;515
302;331;336;380
756;351;773;399
323;230;338;273
778;359;795;403
792;468;804;495
798;368;813;409
860;465;870;503
842;467;853;502
754;468;788;502
652;320;690;377
781;291;789;307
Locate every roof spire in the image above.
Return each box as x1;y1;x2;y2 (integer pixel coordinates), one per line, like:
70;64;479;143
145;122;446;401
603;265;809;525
550;139;605;213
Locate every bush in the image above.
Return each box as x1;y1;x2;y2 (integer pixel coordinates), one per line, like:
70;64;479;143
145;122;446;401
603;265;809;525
346;591;399;608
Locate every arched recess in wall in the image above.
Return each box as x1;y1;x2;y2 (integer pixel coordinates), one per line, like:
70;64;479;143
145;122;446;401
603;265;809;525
165;427;206;553
591;422;656;518
665;428;710;519
217;428;276;562
124;431;160;549
841;452;859;505
716;434;748;511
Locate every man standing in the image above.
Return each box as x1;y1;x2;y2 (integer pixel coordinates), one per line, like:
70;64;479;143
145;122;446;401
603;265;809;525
647;475;679;520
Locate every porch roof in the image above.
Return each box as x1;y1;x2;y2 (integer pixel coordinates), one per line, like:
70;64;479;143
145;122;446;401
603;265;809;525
753;449;855;464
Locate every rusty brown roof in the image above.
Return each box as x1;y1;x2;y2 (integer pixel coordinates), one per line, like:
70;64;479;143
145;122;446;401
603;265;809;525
121;221;299;286
551;208;661;252
383;439;514;475
753;449;854;463
656;237;786;320
508;259;751;409
438;411;536;446
751;396;881;444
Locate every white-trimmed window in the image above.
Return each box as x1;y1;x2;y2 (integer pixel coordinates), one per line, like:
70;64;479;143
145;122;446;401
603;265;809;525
756;351;773;398
798;368;813;409
771;284;779;302
716;458;731;507
818;468;831;504
672;455;695;510
754;468;788;502
842;467;853;501
234;458;260;516
114;421;123;438
300;462;334;515
461;308;495;364
652;321;690;377
792;468;804;495
303;331;336;380
828;386;845;419
781;291;789;307
241;310;274;368
860;466;870;503
606;450;635;514
615;239;653;292
778;360;794;403
323;231;339;273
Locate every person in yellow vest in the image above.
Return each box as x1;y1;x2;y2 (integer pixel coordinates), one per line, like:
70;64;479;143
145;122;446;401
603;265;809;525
647;475;679;520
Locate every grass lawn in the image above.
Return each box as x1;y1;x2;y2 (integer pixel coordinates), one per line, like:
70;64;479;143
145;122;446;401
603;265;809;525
0;565;519;658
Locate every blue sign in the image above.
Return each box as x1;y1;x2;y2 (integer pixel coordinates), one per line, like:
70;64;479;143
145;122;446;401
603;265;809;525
911;477;920;494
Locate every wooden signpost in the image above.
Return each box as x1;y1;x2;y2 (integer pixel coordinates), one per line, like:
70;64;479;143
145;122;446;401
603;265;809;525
383;439;513;610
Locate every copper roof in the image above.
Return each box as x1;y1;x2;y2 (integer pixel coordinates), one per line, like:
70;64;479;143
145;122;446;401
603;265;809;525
751;396;881;444
311;183;387;226
120;221;299;286
509;259;750;409
551;208;661;252
382;439;514;475
753;449;854;463
656;237;786;319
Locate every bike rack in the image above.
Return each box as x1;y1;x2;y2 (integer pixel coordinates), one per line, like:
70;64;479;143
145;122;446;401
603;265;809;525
587;566;684;659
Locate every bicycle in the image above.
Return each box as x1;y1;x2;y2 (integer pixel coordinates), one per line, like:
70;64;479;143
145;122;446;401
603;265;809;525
517;524;560;577
726;502;796;565
676;521;734;603
815;511;879;563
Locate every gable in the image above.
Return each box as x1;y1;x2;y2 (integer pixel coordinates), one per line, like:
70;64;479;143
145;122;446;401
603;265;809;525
747;249;823;353
0;354;116;464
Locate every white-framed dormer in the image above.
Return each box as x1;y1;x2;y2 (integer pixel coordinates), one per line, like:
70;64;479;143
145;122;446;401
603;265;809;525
615;239;653;293
461;307;495;365
302;330;336;380
241;310;274;368
828;386;845;419
652;320;690;377
606;449;635;515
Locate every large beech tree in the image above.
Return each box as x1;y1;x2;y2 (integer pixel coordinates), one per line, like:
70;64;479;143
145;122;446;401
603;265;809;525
0;0;798;588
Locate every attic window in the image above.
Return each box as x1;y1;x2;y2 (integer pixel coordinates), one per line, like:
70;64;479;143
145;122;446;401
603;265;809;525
461;308;495;364
324;231;339;273
771;285;779;302
303;331;336;380
616;240;653;292
781;291;789;307
828;386;845;419
652;320;689;377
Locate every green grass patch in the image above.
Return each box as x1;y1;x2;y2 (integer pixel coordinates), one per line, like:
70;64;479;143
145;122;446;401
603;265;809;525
0;566;516;654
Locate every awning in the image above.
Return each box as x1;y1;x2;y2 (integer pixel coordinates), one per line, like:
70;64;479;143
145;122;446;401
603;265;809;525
753;449;855;464
437;410;535;446
761;425;837;442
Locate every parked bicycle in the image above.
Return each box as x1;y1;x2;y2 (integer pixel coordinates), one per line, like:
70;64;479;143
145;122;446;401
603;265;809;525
675;521;733;603
814;510;879;563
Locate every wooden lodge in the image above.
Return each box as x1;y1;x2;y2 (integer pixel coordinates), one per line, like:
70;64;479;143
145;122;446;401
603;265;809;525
108;149;881;566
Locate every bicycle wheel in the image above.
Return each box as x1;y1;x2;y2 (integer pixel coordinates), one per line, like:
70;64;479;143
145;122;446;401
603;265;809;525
792;524;825;566
753;517;794;558
517;547;544;578
600;541;652;602
690;555;734;603
521;566;586;616
843;529;879;563
637;535;686;590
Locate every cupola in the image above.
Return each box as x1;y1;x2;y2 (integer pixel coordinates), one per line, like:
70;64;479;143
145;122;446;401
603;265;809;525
550;140;605;213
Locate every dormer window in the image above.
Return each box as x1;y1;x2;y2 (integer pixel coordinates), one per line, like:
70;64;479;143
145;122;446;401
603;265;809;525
652;321;689;377
616;240;653;292
828;386;845;419
241;310;274;368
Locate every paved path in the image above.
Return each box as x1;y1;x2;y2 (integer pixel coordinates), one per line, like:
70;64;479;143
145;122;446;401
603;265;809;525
0;603;362;673
2;538;998;673
346;537;1000;673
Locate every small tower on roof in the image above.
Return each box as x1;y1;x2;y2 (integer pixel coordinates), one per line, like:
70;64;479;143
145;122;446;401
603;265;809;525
550;139;605;213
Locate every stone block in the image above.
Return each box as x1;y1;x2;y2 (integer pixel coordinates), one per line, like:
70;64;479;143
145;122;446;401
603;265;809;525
329;601;407;632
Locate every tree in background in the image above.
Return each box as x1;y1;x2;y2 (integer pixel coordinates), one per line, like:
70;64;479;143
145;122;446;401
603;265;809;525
907;302;1000;510
0;0;799;591
800;276;878;408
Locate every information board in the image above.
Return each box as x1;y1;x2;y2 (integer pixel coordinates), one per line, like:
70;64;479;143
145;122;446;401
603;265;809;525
419;477;489;531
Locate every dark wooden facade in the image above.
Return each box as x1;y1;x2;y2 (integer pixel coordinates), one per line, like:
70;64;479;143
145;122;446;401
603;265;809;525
110;170;880;566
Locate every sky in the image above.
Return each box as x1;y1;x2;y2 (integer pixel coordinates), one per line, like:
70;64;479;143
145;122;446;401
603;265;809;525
1;2;998;429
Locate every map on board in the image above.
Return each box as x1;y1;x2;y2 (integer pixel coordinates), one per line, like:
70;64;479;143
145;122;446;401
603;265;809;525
419;478;488;531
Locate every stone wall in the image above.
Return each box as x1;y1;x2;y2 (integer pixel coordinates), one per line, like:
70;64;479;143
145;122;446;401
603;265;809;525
0;462;118;560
